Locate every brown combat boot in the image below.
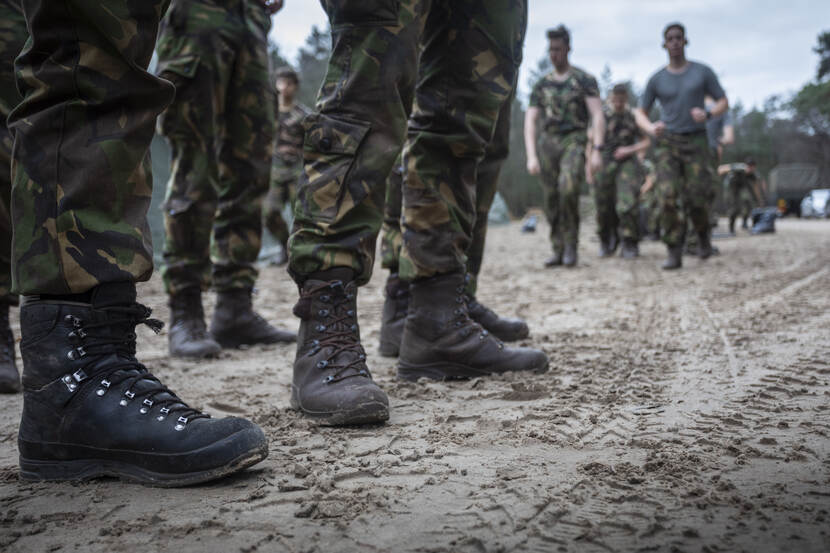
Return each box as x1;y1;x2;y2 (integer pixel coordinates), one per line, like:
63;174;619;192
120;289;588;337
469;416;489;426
662;245;683;270
291;277;389;425
0;302;20;393
466;296;529;342
397;272;548;381
210;288;296;348
168;288;221;358
378;273;409;358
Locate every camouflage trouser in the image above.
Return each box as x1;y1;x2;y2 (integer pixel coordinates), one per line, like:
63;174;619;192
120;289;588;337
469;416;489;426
289;0;526;286
538;131;586;253
654;132;714;248
9;0;173;295
0;0;26;304
685;153;719;247
156;0;273;295
264;157;300;247
380;93;512;296
595;156;642;242
728;179;756;225
644;184;660;236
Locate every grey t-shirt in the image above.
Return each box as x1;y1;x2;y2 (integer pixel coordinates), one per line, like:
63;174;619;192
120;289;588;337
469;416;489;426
640;61;725;134
705;98;732;149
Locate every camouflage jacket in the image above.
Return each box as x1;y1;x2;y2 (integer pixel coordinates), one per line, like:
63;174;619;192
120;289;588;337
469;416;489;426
529;66;599;136
275;101;311;166
603;105;641;152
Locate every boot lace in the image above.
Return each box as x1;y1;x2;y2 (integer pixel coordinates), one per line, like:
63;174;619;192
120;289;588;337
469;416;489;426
302;281;370;384
454;287;503;349
64;304;209;425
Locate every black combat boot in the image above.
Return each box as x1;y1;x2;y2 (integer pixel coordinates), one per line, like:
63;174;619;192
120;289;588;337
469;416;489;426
466;296;529;342
211;287;296;348
378;273;409;358
728;216;737;235
697;231;713;260
17;282;268;486
168;288;221;358
544;252;563;267
598;232;618;258
562;243;578;267
620;238;639;259
661;245;683;270
0;302;20;393
397;272;548;381
292;276;389;425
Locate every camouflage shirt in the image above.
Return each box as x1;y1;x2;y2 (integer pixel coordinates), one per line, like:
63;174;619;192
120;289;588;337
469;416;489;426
603;105;641;152
529;66;599;135
275;102;311;166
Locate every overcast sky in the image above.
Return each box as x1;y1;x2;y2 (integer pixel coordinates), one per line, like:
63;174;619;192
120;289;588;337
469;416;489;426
268;0;829;110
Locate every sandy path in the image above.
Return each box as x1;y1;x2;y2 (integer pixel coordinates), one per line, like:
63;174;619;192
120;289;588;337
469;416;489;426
1;217;828;553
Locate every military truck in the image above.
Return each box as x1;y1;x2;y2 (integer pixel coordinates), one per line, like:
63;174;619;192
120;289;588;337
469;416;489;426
768;163;820;216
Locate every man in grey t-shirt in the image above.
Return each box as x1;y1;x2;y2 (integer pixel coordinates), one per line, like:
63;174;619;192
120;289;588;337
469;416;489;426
634;22;729;270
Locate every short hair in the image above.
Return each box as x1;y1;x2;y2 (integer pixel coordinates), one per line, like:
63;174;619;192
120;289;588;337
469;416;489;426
612;83;628;96
546;25;570;48
663;22;685;39
274;66;299;84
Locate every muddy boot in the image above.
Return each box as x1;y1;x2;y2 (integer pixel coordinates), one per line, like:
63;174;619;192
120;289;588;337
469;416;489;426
562;243;578;267
661;245;683;270
16;282;268;486
168;288;221;358
378;273;409;358
0;303;20;393
397;272;548;381
620;238;639;259
291;275;389;425
467;296;529;342
697;232;713;260
211;288;296;348
544;252;563;268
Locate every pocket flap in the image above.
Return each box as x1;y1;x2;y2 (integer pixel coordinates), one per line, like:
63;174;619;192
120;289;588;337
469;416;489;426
303;113;370;155
156;55;200;79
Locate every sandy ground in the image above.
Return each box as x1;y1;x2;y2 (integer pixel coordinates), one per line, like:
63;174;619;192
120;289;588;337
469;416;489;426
1;215;829;553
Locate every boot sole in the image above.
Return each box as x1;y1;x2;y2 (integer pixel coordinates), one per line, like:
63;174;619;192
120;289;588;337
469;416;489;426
18;432;268;488
378;341;400;358
214;335;296;348
397;359;549;382
290;390;389;427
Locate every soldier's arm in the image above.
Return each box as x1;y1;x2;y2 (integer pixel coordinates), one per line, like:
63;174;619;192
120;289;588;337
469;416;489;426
586;96;604;172
720;123;735;146
524;106;542;175
635;107;662;137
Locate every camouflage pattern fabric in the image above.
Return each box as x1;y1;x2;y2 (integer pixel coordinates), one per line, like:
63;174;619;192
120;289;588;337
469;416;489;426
529;67;599;135
265;101;311;246
9;0;173;295
289;0;526;286
156;0;273;296
653;131;714;247
641;158;660;235
0;0;26;304
538;131;586;253
728;168;758;223
529;67;598;253
594;106;643;242
381;93;513;296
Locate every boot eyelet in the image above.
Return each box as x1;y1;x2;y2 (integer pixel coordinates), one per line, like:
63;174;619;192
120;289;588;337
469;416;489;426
101;379;111;388
124;390;135;399
323;375;334;384
96;388;106;396
317;360;328;369
454;321;462;327
350;324;357;331
320;295;330;303
358;369;368;376
359;353;366;360
455;297;464;304
318;309;329;316
140;399;154;414
174;416;188;430
316;324;326;332
347;310;354;317
346;293;354;300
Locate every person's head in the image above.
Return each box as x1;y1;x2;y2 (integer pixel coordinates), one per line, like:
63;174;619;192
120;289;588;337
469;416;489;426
611;83;628;112
275;67;299;101
745;158;756;173
662;22;687;59
546;25;571;70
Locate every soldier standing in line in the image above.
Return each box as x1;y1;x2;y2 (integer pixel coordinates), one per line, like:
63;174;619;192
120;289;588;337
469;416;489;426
587;84;650;259
634;22;729;270
288;0;548;426
0;0;26;393
378;96;530;358
524;25;605;268
156;0;296;358
264;67;311;266
722;159;760;234
10;0;269;485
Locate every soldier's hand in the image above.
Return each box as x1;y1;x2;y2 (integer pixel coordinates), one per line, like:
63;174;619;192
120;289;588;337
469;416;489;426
527;157;541;176
585;165;594;186
264;0;284;14
690;107;707;123
613;146;629;161
652;121;666;137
